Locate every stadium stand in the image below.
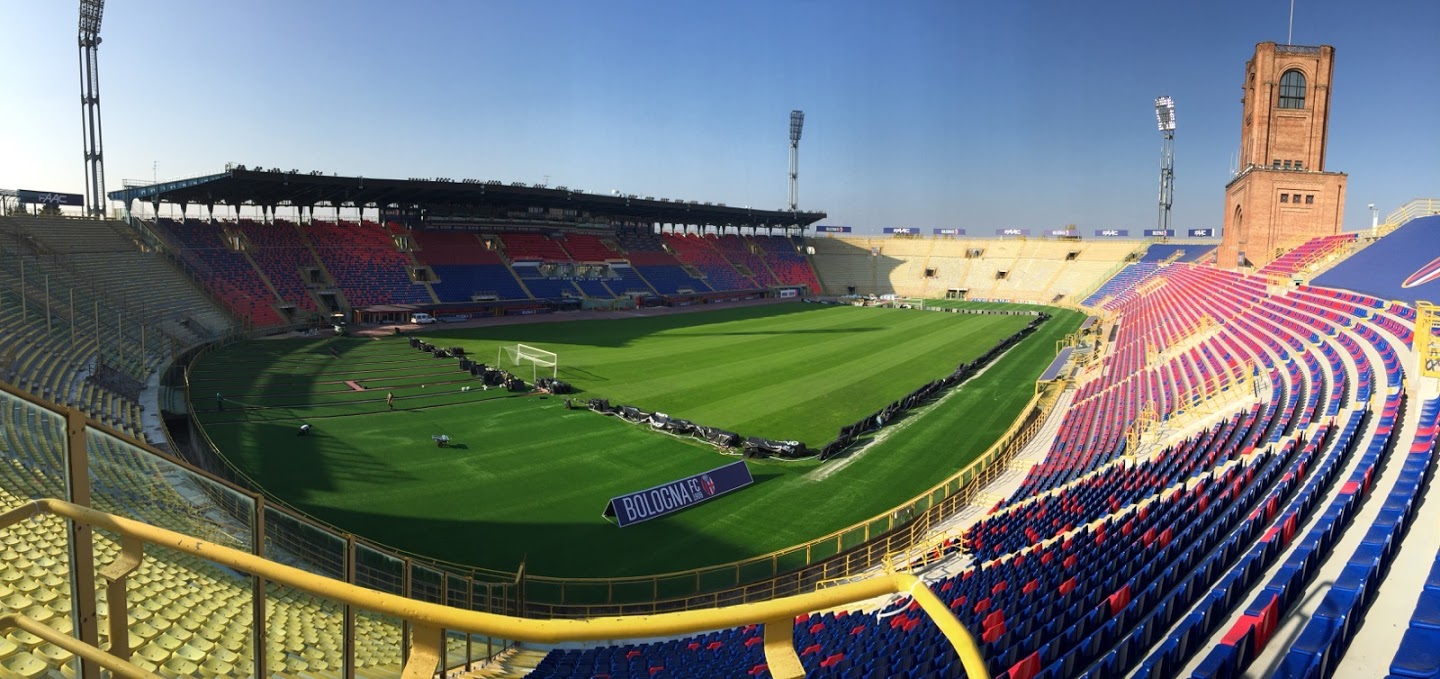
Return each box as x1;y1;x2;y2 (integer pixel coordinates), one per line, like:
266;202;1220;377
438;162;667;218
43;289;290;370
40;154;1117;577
7;211;1440;679
1313;215;1440;305
807;236;1136;302
712;234;781;287
1256;232;1358;279
1137;244;1189;263
663;233;759;291
147;218;287;327
0;217;238;436
2;217;233;343
527;258;1429;679
756;235;824;292
499;233;571;262
0;396;411;677
407;229;531;302
305;220;432;307
556;232;621;262
233;219;322;314
1079;262;1160;308
511;262;581;300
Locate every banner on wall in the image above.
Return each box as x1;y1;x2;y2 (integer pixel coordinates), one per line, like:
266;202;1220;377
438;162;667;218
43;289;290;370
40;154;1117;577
17;190;83;207
602;461;754;527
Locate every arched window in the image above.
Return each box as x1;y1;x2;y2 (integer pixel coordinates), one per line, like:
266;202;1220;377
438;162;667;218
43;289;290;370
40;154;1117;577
1278;70;1306;109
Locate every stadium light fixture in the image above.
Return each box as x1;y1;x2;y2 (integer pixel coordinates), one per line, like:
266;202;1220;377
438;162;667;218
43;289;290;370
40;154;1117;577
788;110;804;211
1155;95;1176;235
1155;96;1176;132
78;0;103;34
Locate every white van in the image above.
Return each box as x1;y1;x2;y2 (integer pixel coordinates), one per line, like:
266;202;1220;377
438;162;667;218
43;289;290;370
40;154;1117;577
410;312;437;325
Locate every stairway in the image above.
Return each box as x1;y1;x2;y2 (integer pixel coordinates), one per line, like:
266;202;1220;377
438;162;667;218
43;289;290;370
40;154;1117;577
461;647;549;678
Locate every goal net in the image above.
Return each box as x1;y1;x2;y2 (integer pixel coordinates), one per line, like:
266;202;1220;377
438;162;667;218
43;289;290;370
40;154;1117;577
498;343;559;382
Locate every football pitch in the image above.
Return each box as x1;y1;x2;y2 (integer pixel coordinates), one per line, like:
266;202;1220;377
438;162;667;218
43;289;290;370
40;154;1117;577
190;302;1082;577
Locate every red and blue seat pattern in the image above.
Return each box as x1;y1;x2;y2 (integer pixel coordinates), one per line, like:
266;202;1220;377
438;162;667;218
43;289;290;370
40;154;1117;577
529;262;1427;679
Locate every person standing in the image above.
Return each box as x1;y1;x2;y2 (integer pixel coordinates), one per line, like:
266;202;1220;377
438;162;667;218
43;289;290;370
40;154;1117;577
216;392;224;411
387;391;395;411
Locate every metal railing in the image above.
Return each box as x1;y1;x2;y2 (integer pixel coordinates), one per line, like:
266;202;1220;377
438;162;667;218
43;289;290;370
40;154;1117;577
1385;198;1440;229
0;498;987;679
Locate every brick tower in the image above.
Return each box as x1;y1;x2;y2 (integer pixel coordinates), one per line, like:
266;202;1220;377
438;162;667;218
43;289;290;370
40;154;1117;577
1217;43;1347;269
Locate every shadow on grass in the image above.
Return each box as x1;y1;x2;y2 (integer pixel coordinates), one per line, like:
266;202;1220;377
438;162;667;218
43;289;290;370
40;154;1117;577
276;468;786;580
678;326;884;337
420;302;833;349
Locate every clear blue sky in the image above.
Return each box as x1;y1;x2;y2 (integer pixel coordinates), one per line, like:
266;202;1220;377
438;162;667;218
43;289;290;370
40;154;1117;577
3;0;1436;233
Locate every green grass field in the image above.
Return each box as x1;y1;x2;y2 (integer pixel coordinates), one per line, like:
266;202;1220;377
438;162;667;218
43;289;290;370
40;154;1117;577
191;302;1081;578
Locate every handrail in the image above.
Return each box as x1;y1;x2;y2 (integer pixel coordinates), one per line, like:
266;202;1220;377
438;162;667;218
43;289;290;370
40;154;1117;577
0;498;989;679
1384;198;1440;228
0;613;162;679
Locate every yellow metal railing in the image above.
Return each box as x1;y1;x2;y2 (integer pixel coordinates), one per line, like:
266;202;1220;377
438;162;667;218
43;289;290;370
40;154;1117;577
0;613;161;679
0;499;989;679
1385;198;1440;229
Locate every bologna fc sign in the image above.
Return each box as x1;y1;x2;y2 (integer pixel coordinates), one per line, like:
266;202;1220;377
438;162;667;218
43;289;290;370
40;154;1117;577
603;460;754;527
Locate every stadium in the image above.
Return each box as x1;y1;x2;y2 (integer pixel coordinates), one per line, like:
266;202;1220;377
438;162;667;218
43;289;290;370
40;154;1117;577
2;2;1440;679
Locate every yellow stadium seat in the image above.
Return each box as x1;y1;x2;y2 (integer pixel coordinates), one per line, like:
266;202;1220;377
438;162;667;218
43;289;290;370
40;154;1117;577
18;608;51;626
0;652;48;679
31;643;71;667
24;590;55;608
160;655;197;678
197;656;233;678
171;644;205;664
151;633;183;653
3;631;41;651
1;593;32;610
129;621;159;643
133;642;169;665
0;639;15;661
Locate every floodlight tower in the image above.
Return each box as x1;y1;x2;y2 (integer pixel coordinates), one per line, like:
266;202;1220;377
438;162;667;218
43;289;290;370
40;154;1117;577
79;0;107;217
788;110;804;212
1155;96;1176;235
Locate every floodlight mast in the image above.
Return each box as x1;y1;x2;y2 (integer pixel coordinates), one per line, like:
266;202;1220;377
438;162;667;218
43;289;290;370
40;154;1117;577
78;0;107;217
788;110;804;212
1155;96;1176;235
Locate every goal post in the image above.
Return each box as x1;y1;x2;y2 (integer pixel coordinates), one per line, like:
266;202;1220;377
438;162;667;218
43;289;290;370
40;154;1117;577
498;343;559;382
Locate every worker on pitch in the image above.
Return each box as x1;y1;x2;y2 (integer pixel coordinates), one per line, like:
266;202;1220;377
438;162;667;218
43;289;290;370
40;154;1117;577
387;391;395;411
